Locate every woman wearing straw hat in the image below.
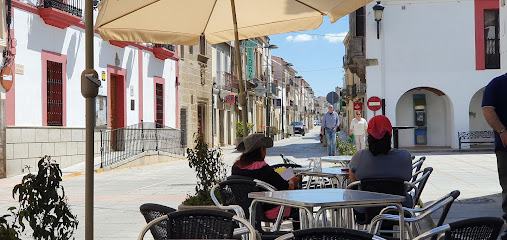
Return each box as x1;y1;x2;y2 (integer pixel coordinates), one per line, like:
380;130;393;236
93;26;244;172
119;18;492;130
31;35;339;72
232;133;300;229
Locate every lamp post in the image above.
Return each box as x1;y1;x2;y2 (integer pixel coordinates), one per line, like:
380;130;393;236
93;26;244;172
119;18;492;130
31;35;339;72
373;1;384;39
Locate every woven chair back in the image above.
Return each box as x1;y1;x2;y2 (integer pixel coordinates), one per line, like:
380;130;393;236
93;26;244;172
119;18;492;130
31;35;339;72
357;178;406;224
139;203;176;240
444;217;503;240
166;209;236;239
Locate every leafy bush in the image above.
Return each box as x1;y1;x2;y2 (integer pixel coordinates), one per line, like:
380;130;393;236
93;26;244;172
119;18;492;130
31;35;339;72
235;122;253;138
269;126;279;136
0;156;78;240
183;134;227;206
337;136;357;155
0;208;20;240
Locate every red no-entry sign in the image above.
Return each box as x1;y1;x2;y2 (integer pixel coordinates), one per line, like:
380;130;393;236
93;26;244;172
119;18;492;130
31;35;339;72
367;96;382;111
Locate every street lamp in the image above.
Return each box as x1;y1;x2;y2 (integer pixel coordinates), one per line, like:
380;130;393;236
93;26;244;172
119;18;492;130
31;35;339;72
373;1;384;39
267;44;278;49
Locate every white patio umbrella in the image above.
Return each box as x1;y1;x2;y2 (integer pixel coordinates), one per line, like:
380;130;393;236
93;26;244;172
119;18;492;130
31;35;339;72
94;0;372;137
81;0;372;239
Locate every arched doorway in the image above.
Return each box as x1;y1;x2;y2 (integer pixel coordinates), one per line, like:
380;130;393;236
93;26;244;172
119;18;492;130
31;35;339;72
395;87;452;148
469;88;490;132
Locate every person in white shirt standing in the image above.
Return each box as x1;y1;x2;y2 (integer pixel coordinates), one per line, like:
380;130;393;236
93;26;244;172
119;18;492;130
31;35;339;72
350;111;368;150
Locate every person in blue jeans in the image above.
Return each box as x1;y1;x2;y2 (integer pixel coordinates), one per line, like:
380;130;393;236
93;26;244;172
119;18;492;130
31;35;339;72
321;105;340;156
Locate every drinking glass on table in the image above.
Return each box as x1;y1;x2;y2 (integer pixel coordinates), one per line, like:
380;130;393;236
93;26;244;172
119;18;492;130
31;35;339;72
309;157;322;172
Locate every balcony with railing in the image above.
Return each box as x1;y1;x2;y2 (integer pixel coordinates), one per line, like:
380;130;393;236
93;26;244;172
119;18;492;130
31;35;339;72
341;85;353;100
38;0;83;29
222;72;239;93
153;44;177;60
351;83;366;99
343;36;366;81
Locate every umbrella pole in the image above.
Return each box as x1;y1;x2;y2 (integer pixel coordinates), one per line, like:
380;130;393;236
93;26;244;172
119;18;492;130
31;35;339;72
81;0;99;239
230;0;249;137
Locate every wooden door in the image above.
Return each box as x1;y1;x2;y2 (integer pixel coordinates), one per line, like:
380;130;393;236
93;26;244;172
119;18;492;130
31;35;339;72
110;75;125;151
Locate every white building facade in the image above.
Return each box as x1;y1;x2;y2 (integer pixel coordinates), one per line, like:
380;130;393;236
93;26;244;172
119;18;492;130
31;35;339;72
4;0;178;176
364;0;502;149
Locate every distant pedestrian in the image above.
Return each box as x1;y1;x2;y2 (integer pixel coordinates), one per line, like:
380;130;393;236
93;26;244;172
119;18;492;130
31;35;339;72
350;111;368;151
482;73;507;239
321;105;340;156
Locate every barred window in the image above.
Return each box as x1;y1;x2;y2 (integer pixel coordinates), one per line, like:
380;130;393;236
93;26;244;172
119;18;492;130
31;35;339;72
485;10;500;69
47;60;63;126
155;83;163;128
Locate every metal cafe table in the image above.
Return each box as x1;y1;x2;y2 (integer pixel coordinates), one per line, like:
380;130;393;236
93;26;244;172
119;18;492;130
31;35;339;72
248;188;406;239
292;167;350;189
320;156;353;166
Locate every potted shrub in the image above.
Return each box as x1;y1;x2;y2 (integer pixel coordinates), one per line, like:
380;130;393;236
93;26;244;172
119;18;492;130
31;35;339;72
179;133;227;210
269;126;279;140
337;136;357;156
235;122;253;145
0;156;78;240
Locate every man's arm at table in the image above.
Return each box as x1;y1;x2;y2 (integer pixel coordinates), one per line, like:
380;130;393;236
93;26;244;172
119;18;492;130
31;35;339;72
483;107;507;147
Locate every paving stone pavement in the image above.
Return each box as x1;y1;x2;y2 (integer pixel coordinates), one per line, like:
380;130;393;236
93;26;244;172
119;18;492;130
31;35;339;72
0;127;503;239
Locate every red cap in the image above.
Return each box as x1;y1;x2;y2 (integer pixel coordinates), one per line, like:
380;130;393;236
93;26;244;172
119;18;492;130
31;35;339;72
367;115;392;139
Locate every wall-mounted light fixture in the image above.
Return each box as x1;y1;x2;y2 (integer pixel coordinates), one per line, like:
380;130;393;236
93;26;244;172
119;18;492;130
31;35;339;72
373;1;385;39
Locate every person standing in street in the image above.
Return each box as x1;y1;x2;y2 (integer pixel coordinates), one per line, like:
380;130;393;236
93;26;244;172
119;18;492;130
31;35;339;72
321;105;340;156
482;73;507;239
350;111;368;150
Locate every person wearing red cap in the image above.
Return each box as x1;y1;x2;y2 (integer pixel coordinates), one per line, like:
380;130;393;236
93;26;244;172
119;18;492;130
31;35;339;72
348;115;412;185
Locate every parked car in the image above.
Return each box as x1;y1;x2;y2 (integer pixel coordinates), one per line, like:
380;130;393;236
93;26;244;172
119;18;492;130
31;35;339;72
314;120;321;126
290;121;305;136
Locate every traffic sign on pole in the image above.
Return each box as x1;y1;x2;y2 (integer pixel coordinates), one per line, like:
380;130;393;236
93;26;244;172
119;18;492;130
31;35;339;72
326;92;339;104
367;96;382;112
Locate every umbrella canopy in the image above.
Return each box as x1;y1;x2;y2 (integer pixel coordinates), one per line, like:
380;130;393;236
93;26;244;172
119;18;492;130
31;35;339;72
95;0;372;45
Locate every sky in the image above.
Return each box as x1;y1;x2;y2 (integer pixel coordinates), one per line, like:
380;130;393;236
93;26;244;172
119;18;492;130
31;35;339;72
268;16;349;98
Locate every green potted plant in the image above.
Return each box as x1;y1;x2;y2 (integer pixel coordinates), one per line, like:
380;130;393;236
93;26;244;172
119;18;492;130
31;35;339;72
235;122;253;145
0;156;78;240
269;126;279;140
180;133;227;209
337;136;357;156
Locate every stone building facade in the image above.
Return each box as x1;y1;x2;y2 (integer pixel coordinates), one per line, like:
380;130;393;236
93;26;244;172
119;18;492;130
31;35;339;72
178;38;213;148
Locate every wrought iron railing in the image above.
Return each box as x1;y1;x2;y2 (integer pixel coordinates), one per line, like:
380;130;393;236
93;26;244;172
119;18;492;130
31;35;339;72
38;0;82;17
153;44;176;52
100;122;184;168
485;39;500;69
355;82;366;94
223;72;239;92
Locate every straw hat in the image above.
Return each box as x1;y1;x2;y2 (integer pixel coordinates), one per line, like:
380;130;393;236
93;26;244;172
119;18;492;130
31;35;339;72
237;133;273;153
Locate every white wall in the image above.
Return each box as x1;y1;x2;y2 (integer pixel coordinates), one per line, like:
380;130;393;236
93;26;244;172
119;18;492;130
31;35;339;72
396;89;452;147
13;7;177;129
365;0;503;148
469;88;490;132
